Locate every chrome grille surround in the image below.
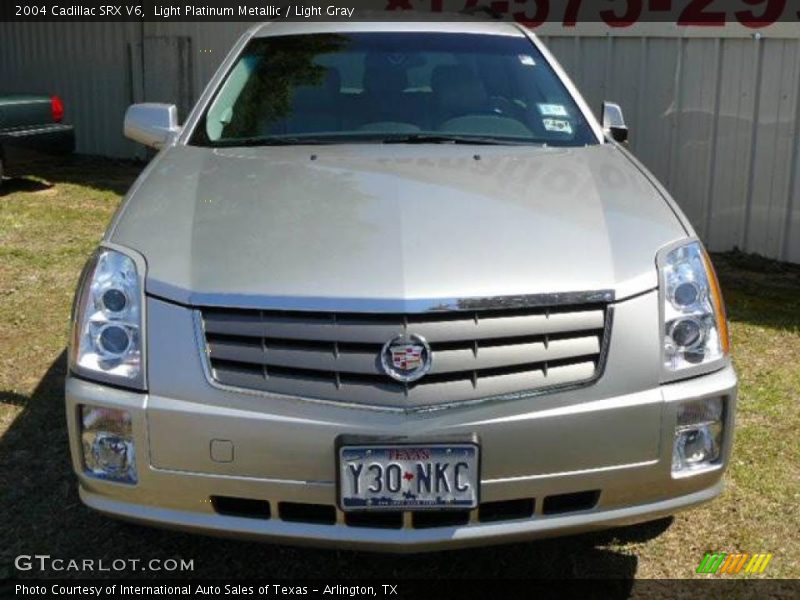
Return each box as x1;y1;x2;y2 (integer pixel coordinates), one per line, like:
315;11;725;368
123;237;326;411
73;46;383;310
194;291;613;413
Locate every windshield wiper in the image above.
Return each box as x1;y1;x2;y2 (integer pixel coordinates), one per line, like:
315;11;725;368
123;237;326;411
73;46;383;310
212;136;336;147
210;133;542;147
380;134;534;146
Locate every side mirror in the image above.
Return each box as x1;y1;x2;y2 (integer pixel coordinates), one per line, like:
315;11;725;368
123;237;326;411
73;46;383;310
124;103;179;149
602;101;628;143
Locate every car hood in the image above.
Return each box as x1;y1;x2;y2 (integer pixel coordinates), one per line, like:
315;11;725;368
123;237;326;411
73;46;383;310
110;143;686;310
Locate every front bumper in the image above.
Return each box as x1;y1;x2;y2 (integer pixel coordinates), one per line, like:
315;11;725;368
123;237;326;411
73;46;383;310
79;481;723;552
65;291;737;551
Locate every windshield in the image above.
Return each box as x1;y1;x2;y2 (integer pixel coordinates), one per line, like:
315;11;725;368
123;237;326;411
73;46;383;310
190;32;598;147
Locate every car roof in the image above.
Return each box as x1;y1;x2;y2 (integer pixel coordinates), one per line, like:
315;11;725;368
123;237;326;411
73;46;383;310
252;20;530;39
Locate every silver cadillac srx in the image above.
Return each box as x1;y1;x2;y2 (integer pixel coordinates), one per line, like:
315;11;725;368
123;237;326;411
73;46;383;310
65;21;737;551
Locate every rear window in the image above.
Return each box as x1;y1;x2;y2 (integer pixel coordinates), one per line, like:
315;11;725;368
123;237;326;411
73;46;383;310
190;32;598;147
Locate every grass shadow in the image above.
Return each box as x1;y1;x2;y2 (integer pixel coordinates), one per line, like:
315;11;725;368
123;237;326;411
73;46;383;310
0;177;53;195
1;352;642;586
712;250;800;334
0;392;29;408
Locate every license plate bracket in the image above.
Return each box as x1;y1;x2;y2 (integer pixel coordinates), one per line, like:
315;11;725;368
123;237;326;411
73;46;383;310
337;440;480;512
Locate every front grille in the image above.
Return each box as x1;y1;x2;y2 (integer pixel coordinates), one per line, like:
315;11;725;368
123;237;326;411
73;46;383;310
199;301;609;409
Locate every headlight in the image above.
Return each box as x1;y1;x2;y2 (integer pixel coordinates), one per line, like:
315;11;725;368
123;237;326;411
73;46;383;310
658;240;730;380
69;247;145;389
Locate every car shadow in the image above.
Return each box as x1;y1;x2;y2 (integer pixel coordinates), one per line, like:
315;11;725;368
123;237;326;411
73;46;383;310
0;352;660;587
0;155;143;198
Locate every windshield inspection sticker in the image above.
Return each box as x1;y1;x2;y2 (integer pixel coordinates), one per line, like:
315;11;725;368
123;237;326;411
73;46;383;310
538;103;569;117
518;54;536;66
542;118;573;134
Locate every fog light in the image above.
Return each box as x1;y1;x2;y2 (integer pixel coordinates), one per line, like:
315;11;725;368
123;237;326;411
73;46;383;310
80;405;136;484
672;397;723;475
92;434;130;472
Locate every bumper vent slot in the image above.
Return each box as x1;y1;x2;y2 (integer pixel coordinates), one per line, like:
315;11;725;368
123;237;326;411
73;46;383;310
199;299;610;409
344;511;403;529
211;496;271;520
478;498;535;522
278;502;336;525
542;490;600;515
208;493;603;529
411;511;470;529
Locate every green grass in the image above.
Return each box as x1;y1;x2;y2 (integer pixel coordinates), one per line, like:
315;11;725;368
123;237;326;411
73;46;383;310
0;164;128;426
599;253;800;578
0;159;798;580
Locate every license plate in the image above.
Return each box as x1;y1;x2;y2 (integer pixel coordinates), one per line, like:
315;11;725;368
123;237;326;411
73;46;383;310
338;444;479;510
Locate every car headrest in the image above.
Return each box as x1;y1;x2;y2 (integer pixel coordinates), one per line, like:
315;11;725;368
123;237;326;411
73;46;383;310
321;68;341;93
292;68;341;110
431;65;489;115
363;64;408;96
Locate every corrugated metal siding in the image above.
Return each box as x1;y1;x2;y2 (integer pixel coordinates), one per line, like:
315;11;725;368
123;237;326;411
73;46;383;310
143;22;251;101
541;31;800;263
1;23;799;262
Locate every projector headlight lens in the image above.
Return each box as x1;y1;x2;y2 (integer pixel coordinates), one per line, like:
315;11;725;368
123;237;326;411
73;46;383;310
669;318;704;349
69;248;145;389
100;287;128;313
97;324;133;357
672;281;701;307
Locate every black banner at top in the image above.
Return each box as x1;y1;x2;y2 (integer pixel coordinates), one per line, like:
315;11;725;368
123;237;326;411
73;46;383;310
2;0;800;25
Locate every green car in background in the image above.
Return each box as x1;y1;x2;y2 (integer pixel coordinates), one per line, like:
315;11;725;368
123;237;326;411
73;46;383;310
0;94;75;187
